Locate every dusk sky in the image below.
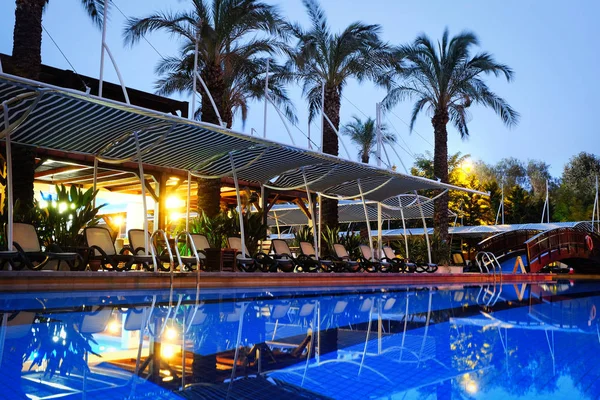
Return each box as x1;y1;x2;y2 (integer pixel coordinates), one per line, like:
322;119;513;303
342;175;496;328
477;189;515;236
1;0;599;177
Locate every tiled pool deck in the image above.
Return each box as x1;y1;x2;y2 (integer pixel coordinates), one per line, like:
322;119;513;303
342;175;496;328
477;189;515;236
0;270;555;292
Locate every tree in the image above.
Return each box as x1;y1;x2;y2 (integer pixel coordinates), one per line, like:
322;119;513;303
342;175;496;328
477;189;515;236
341;116;395;164
554;152;600;222
124;0;291;217
384;28;518;241
287;0;391;228
9;0;104;211
411;151;494;225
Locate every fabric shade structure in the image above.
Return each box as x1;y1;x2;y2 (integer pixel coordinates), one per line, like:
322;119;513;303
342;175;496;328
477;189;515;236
267;195;457;227
0;73;486;203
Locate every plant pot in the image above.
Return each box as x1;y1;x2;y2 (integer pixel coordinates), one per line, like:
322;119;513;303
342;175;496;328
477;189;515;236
204;248;237;272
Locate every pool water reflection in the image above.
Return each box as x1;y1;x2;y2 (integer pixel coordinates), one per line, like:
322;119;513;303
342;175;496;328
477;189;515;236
1;281;600;399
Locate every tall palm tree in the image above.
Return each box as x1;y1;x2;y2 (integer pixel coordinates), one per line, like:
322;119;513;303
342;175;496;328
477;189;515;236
287;0;392;228
341;116;395;164
383;28;518;241
9;0;104;211
124;0;292;217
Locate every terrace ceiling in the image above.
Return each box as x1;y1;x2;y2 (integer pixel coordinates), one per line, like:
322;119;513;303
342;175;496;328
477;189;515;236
0;73;485;202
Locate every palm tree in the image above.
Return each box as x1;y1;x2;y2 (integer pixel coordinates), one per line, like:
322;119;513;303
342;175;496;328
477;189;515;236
341;116;395;164
287;0;392;228
9;0;104;211
383;28;518;241
124;0;292;217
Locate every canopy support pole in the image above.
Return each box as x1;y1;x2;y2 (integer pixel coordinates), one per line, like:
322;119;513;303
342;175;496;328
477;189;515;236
377;202;383;258
92;157;98;209
302;169;319;256
357;179;374;257
191;29;199;120
2;102;13;256
195;71;224;127
229;153;246;256
98;1;130;104
320;81;325;152
186;171;192;232
134;131;151;269
273;211;281;239
322;111;351;160
376;102;382;168
263;58;269;138
495;183;504;225
415;194;432;264
399;204;409;260
317;193;323;257
541;179;550;223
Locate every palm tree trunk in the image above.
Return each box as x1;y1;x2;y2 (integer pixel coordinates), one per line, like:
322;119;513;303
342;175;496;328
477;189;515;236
196;63;226;218
432;110;450;242
10;0;46;212
321;84;341;229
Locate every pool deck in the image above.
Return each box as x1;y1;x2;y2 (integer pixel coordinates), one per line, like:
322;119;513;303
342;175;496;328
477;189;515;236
0;270;556;292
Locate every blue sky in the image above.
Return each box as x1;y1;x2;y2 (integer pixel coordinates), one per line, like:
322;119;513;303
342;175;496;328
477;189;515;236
1;0;598;177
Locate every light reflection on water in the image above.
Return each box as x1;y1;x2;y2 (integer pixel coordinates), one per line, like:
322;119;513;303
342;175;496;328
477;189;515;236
0;281;599;399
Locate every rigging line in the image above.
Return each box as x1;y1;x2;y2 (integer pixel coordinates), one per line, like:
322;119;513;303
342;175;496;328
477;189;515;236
387;108;433;148
383;114;415;158
267;94;321;150
341;93;370;119
41;24;89;91
112;0;168;61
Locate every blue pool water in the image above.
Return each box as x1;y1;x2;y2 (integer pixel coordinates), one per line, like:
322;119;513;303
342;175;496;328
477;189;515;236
1;281;600;399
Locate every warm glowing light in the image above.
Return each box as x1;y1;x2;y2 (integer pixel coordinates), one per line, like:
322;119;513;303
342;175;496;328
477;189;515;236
161;344;176;359
113;216;124;226
165;327;177;341
466;381;478;394
39;200;48;208
58;202;68;213
166;196;184;209
460;158;474;173
108;321;121;334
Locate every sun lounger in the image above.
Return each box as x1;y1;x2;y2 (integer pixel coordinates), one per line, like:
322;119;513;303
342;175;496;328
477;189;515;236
382;245;410;273
12;223;82;271
84;226;135;271
270;239;301;272
189;234;210;269
227;236;279;273
128;229;176;271
299;241;336;272
332;244;362;272
358;244;390;273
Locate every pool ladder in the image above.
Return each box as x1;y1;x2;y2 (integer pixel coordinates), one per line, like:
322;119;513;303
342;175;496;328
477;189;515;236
475;251;503;306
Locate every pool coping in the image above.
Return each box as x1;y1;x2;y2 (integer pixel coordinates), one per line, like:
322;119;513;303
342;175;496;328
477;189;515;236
0;270;556;292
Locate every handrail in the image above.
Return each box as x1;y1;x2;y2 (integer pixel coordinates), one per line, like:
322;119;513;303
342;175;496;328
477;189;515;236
151;229;174;273
174;231;201;272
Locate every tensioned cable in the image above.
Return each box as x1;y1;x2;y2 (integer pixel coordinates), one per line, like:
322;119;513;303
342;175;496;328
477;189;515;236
41;24;89;91
387;108;433;148
383;114;415;158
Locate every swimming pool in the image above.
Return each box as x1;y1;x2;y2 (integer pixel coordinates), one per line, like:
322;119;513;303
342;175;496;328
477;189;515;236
1;281;599;399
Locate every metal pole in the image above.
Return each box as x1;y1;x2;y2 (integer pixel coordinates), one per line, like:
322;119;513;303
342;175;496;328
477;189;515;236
274;211;281;239
195;71;225;127
377;202;383;258
323;111;351;160
502;183;505;224
357;179;374;257
263;58;269;138
3;103;13;255
302;169;319;256
320;81;325;152
134;132;150;262
376;103;381;168
92;157;98;209
229;153;246;255
317;193;322;257
98;0;109;98
399;204;409;259
415;194;432;264
191;29;199;120
186;171;191;232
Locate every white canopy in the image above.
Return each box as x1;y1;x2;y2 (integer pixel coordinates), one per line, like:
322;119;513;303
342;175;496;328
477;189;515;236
0;73;486;203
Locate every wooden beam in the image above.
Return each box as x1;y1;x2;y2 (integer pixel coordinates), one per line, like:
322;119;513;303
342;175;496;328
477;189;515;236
34;165;89;178
144;179;159;202
293;198;311;219
265;194;280;214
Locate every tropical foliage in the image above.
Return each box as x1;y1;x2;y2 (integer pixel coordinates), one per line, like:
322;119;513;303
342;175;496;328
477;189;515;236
341;116;396;164
124;0;293;217
384;28;518;240
287;0;392;228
